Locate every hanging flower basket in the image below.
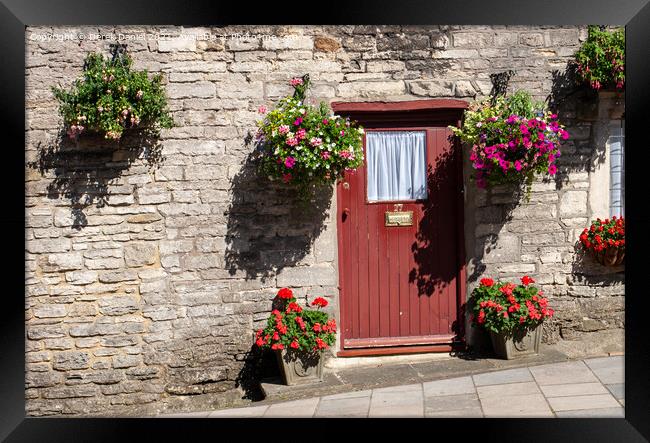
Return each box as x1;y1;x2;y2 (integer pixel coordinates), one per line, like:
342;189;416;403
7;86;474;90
574;25;625;91
579;216;625;266
254;74;364;199
52;48;174;141
450;90;570;199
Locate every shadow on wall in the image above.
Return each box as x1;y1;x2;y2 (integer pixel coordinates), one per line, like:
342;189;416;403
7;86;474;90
547;62;606;190
571;238;625;285
224;140;331;282
27;129;164;229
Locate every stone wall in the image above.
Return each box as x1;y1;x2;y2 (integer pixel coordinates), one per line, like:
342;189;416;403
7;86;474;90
25;25;623;416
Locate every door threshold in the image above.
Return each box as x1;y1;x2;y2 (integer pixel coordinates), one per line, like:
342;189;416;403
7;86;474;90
336;342;464;358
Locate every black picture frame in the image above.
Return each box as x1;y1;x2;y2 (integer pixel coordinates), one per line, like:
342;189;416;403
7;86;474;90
3;0;649;440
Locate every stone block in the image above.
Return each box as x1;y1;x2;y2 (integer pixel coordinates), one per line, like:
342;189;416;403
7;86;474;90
167;82;215;99
65;271;98;285
124;243;158;267
52;351;90;371
560;191;588;217
408;80;454;97
98;296;140;316
112;354;142;369
33;304;67;319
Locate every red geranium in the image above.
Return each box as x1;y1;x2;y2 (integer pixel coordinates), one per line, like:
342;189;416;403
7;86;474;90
277;288;294;300
521;275;535;286
254;289;336;352
480;278;494;287
311;297;328;308
471;276;553;335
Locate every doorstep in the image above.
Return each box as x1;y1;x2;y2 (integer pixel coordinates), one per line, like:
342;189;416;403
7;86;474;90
258;343;573;404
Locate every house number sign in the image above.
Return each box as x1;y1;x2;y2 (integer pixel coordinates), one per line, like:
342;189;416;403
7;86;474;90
385;204;413;227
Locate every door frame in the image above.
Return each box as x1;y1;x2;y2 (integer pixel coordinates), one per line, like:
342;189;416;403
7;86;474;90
331;99;469;357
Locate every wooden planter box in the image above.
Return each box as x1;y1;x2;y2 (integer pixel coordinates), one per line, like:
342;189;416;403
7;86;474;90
275;349;324;385
489;325;542;360
593;245;625;266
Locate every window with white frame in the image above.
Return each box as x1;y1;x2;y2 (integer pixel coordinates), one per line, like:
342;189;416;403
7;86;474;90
609;120;624;217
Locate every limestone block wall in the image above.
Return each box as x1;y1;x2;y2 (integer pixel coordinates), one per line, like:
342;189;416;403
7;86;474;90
25;25;623;416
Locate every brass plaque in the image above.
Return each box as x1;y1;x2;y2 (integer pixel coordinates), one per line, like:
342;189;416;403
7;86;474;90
385;211;413;227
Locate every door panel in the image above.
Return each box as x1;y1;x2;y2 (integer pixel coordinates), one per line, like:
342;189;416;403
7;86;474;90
338;125;462;350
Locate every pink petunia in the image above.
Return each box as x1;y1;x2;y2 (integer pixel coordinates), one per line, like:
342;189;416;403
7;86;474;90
289;77;304;87
294;117;303;126
296;128;307;140
258;105;267;114
514;160;522;171
310;137;323;147
286;137;298;146
321;151;330;160
284;157;296;168
548;164;557;175
278;125;289;134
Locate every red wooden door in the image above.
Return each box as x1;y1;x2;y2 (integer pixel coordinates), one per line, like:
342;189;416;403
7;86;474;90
336;114;465;354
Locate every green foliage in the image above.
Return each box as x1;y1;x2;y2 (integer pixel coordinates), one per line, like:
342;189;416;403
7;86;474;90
255;75;364;199
470;277;554;336
574;25;625;90
52;51;174;141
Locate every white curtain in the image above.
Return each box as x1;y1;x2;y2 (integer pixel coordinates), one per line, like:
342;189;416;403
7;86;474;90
366;131;427;201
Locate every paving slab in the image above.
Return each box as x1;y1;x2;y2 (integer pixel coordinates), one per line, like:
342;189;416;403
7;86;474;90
472;367;533;386
546;393;621;412
605;383;624;400
540;382;609;398
321;389;372;401
477;381;540;398
425;407;484;418
584;358;624;385
423;376;475;397
207;405;269;417
314;396;371;418
425;393;481;414
555;407;625;418
529;360;599;385
263;398;320;417
480;393;553;417
369;385;424;417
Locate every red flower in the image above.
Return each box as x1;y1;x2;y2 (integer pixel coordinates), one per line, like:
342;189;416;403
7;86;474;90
499;283;515;296
311;297;329;308
272;331;280;341
276;323;287;334
295;316;306;331
277;288;294;300
477;310;486;324
255;337;265;347
315;338;328;350
480;278;494;287
521;275;535;286
313;323;322;332
290;340;300;349
286;302;303;313
271;343;284;350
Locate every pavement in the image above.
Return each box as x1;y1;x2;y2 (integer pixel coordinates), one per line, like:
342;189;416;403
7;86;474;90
157;352;625;418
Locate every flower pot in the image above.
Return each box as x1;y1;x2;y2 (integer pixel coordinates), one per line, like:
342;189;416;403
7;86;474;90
275;349;324;386
593;246;625;266
489;325;542;360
